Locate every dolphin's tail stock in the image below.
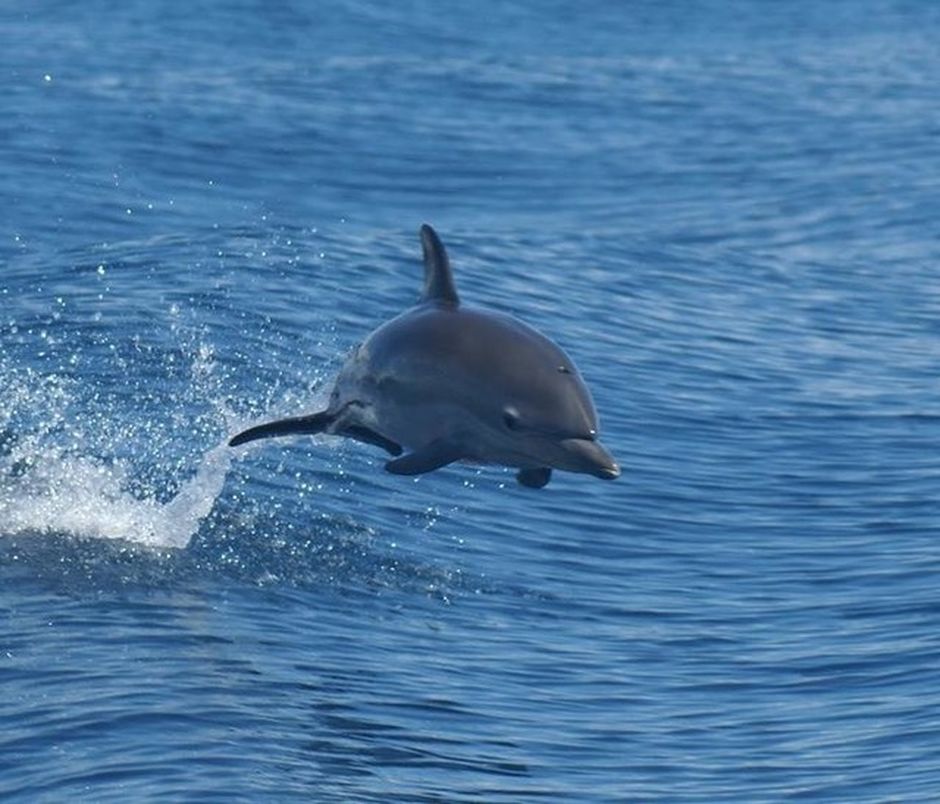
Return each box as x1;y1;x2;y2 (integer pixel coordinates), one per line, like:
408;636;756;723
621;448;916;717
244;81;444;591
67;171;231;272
229;411;333;447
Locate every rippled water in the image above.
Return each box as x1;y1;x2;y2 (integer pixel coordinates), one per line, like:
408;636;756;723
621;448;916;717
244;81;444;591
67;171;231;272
3;1;940;801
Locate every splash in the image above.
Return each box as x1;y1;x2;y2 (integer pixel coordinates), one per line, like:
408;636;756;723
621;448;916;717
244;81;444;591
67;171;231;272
0;441;230;549
0;344;234;549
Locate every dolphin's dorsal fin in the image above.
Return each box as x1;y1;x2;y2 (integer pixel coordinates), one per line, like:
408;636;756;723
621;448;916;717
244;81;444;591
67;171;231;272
419;224;459;306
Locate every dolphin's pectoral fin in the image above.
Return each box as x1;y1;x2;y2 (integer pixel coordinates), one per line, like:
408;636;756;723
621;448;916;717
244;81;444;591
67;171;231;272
517;468;552;489
229;411;333;447
384;440;465;476
341;425;403;456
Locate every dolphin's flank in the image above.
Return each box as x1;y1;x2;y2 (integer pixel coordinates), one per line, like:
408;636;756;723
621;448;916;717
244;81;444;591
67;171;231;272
229;225;619;488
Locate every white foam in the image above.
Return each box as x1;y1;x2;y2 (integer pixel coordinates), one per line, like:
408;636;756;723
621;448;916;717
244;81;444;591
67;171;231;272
0;345;236;550
0;442;231;549
157;443;231;547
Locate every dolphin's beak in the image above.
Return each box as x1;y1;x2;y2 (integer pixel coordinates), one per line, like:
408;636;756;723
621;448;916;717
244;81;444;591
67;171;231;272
559;438;620;480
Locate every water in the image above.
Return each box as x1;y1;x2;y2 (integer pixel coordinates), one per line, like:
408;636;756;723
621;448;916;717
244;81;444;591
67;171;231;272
2;1;940;800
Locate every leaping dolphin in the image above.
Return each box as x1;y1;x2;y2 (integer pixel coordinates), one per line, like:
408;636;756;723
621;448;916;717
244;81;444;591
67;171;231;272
229;225;619;488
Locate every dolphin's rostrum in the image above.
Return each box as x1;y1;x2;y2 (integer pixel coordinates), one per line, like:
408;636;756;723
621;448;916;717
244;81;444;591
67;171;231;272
229;225;619;488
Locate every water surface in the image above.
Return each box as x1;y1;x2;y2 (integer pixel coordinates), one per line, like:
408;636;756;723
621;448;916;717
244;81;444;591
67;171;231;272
2;1;940;801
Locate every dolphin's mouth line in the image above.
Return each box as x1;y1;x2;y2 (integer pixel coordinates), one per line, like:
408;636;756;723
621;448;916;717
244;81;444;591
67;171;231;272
555;436;620;480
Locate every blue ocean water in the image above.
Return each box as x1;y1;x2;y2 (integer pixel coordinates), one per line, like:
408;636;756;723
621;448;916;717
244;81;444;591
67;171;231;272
2;0;940;800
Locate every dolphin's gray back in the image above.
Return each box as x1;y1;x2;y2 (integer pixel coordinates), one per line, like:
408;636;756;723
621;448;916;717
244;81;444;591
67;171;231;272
358;303;598;441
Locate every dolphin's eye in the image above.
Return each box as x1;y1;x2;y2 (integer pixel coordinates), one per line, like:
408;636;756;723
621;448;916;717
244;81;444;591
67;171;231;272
557;365;571;374
503;408;521;431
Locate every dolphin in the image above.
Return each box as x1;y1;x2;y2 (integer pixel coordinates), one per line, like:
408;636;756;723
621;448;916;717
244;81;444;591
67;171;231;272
229;225;619;488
